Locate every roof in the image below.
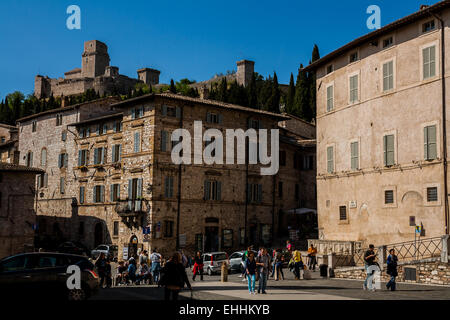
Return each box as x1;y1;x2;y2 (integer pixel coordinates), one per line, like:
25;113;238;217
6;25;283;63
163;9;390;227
64;68;82;75
68;112;123;126
16;96;121;123
110;93;290;120
0;140;17;149
0;162;44;173
280;134;316;148
304;0;450;72
0;123;17;130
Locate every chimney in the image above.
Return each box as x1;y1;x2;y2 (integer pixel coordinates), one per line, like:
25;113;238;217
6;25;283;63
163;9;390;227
420;5;429;10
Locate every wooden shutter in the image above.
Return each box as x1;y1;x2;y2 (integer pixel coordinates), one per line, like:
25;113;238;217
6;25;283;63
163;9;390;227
204;180;210;200
176;106;181;118
119;145;122;161
162;105;167;116
128;180;132;199
112;145;116;163
137;179;143;198
425;125;437;160
44;173;48;187
110;184;114;202
351;142;358;170
80;186;85;204
161;131;167;152
384;135;395;166
64;153;68;168
78;150;82;166
206;112;211;123
58;154;62;168
93;187;97;203
94;148;98;164
216;181;222;201
327;146;333;173
134;132;140;153
258;184;263;203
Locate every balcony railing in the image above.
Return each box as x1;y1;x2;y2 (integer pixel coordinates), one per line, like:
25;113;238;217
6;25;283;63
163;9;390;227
115;199;146;216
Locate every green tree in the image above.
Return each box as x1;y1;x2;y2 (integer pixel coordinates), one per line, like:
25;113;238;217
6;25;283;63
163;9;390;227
247;73;258;109
293;64;311;120
217;77;228;102
286;73;295;114
169;79;176;93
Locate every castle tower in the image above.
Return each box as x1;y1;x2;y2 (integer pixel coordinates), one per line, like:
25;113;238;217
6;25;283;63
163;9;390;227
236;60;254;87
137;68;160;85
81;40;110;78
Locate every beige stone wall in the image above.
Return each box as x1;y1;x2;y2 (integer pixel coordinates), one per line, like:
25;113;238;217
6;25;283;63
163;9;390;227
0;171;37;259
315;9;450;246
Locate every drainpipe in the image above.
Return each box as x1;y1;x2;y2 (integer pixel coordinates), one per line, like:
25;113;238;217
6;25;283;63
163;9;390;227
431;12;448;235
244;117;250;245
176;106;184;250
271;174;276;244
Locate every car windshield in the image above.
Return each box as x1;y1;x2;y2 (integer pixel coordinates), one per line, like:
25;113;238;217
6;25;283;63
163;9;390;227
214;253;227;261
96;246;108;250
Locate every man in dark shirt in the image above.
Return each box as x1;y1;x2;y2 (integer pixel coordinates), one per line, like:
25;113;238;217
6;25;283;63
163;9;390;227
363;244;376;290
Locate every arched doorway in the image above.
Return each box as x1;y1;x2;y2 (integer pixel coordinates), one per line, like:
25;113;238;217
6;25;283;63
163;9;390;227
204;218;219;252
128;235;139;259
94;223;104;247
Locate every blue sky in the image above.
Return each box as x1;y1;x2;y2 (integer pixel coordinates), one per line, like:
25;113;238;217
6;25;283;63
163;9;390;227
0;0;440;100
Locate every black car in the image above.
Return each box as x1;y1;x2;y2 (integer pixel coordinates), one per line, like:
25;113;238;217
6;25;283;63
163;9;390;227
0;252;100;300
57;241;90;256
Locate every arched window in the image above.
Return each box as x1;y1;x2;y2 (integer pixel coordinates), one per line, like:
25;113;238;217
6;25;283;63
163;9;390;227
41;148;47;166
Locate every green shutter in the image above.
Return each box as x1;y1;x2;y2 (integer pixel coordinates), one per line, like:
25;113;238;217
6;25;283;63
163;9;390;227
64;154;68;168
217;181;222;201
93;187;97;203
128;180;132;199
161;131;167;152
94;148;98;165
204;180;210;200
327;146;333;173
110;184;114;202
118;145;122;161
218;114;223;124
384;135;395;166
425;125;437;160
112;145;116;163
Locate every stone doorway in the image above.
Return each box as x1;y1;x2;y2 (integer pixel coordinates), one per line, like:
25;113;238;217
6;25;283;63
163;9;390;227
204;226;219;252
128;235;139;259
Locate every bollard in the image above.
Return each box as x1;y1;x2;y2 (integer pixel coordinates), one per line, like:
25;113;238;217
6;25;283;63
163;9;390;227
221;262;228;282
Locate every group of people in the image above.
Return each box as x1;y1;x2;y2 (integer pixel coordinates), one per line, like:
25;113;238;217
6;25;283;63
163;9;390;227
363;244;399;292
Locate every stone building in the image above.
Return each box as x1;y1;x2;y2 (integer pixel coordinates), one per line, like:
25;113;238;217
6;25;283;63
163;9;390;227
34;40;160;99
305;1;450;246
17;93;316;258
0;123;19;164
0;163;43;259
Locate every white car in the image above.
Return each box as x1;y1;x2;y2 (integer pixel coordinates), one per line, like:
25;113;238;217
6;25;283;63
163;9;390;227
203;252;231;276
91;244;118;261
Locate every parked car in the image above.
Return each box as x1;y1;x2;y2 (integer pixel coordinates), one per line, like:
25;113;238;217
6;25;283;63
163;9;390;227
91;244;118;261
0;252;99;300
57;241;89;256
229;250;258;273
202;252;231;275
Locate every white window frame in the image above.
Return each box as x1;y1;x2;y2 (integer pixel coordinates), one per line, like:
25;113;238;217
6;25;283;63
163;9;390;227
423;183;441;207
421;121;440;160
420;41;439;81
348;71;360;104
326;82;334;112
382;185;397;208
381;58;395;92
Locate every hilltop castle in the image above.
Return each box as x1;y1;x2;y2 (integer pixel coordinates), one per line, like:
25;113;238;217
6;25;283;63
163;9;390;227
34;40;256;99
34;40;161;98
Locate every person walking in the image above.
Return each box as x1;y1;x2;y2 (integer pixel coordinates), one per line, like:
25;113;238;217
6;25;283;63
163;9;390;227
150;248;162;284
159;252;192;301
240;246;252;281
293;249;303;280
256;248;271;294
286;240;292;252
274;249;285;281
95;253;108;288
127;257;137;284
307;244;318;271
363;244;377;291
139;250;149;266
245;252;257;294
192;251;204;281
386;249;398;291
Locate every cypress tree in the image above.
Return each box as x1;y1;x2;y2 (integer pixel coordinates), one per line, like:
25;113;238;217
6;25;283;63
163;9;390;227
170;79;176;93
247;73;258;109
309;44;320;120
217;77;228;102
286;73;295;114
293;64;311;120
267;72;280;113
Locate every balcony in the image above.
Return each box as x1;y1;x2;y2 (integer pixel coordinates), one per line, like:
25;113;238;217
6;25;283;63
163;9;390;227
115;199;146;217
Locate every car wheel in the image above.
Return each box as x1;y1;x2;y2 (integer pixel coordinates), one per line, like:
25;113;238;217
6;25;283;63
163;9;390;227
207;268;212;276
67;288;87;301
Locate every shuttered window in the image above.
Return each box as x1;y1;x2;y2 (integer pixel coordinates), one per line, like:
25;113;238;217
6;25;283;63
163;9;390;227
110;184;121;202
427;187;438;202
164;176;174;198
349;75;358;103
134;132;141;153
327;146;334;173
351;141;359;170
78;150;89;166
93;185;105;203
326;85;334;112
424;125;437;160
339;206;347;221
41;148;47;166
79;186;85;204
161;130;168;152
93;147;106;165
58;153;68;169
112;144;121;162
383;61;394;91
423;45;436;79
385;190;394;204
383;135;395;166
247;183;262;203
60;177;65;194
203;180;222;201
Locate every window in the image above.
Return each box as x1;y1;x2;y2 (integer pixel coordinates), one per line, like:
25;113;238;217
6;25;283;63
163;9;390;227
204;180;222;201
302;155;314;170
132;106;144;119
161;130;168;152
103;123;108;134
112;144;122;163
56;114;63;126
58;153;68;168
349;75;358;103
26;151;33;167
326;85;334;111
93;147;106;165
0;136;5;143
385;190;394;204
164;221;174;237
279;150;286;166
247;183;262;203
422;20;436;33
326;65;334;74
383;134;395;166
295;184;299;200
79;127;90;138
206;112;223;124
383;37;393;48
351;141;359;170
222;229;233;248
79;186;85;204
339;206;347;221
110;184;120;202
278;181;283;198
60;177;65;194
113;121;122;133
134;132;141;153
424;125;437;160
113;221;119;236
383;61;394;91
427;187;438;202
128;178;143;201
423;45;436;79
32;121;37;132
327;146;334;173
349;52;358;63
37;173;48;189
293;153;302;169
78;149;89;166
93;185;105;203
164;176;174;198
61;131;67;142
40;148;47;167
162;105;180;118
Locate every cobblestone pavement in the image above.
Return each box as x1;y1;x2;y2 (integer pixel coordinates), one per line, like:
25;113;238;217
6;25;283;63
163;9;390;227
91;267;450;300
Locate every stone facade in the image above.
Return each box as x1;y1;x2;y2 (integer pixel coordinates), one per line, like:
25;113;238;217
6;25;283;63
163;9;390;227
17;93;316;259
0;124;19;164
0;163;43;259
308;3;450;246
34;40;159;99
